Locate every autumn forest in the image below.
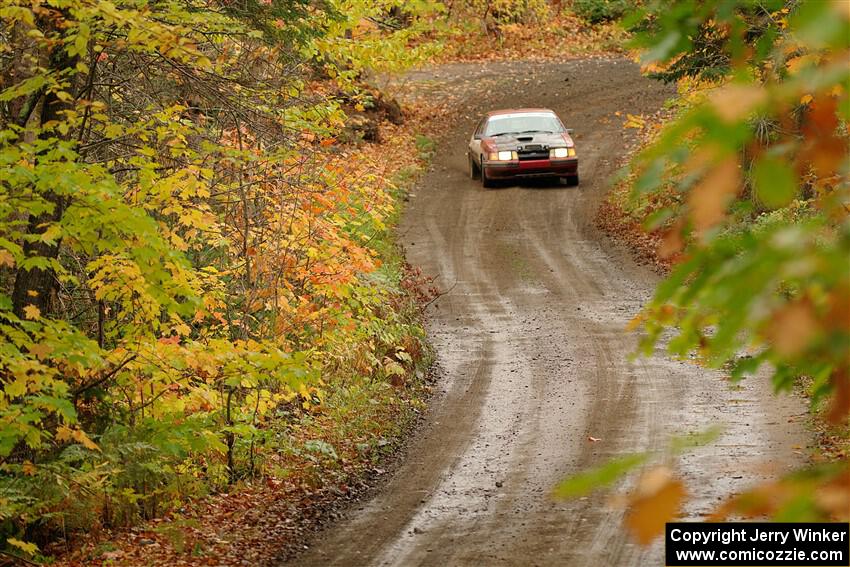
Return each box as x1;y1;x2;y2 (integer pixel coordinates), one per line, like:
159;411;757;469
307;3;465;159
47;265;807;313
0;0;848;565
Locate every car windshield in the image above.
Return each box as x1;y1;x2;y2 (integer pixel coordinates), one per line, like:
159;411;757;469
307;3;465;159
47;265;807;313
484;113;564;136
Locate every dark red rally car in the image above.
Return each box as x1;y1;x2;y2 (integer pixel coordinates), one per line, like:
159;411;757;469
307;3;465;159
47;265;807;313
467;108;578;187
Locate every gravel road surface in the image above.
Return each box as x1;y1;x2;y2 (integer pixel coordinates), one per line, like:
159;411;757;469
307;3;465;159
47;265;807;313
287;58;806;567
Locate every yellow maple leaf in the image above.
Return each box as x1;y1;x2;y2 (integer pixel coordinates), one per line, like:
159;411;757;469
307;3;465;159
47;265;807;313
624;113;646;129
56;425;74;443
0;249;14;267
22;304;40;320
29;343;53;359
22;461;36;476
72;428;101;451
173;322;191;336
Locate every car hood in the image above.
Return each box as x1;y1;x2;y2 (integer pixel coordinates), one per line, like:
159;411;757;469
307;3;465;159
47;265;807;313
484;131;574;151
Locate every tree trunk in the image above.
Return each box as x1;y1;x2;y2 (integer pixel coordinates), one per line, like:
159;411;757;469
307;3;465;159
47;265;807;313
11;26;77;318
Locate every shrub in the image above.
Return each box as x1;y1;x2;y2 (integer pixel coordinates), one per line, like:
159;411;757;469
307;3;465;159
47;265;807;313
571;0;629;24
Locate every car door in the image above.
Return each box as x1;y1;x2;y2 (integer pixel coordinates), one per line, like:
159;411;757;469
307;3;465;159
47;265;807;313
469;117;486;165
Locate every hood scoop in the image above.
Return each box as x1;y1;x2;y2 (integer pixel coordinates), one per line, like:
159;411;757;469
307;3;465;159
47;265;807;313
516;136;534;141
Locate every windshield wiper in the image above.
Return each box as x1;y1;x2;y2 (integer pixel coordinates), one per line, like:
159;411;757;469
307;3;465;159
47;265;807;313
516;130;553;134
491;131;518;137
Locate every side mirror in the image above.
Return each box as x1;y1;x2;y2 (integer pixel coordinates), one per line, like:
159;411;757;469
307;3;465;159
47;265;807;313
566;128;574;135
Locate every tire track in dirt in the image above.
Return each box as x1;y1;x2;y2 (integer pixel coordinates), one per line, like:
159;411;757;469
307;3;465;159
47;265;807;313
286;58;807;567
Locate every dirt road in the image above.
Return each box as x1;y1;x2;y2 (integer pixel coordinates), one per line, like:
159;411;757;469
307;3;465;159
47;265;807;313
288;58;806;567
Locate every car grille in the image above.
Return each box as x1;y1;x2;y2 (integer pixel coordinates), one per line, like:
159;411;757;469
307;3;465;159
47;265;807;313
518;149;549;160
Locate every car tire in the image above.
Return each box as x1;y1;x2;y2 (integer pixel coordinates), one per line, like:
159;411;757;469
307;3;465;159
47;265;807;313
469;154;480;179
481;156;496;188
564;173;579;187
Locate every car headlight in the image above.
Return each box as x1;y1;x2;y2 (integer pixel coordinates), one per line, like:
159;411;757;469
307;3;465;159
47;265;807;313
551;147;575;158
488;150;517;161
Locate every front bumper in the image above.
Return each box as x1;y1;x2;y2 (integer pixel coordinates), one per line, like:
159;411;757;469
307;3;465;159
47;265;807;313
484;158;578;179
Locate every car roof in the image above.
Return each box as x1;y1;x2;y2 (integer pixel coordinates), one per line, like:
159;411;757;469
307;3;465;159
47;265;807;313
486;108;556;117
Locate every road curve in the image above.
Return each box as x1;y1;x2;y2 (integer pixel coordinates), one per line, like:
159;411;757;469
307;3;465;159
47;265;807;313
287;58;806;567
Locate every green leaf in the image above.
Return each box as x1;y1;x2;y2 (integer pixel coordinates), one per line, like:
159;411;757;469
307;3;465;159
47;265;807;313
7;537;39;555
641;30;681;64
752;156;797;210
669;427;723;454
553;453;648;498
303;439;338;460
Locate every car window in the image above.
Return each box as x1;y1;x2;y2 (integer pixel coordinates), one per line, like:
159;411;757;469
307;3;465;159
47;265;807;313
484;113;565;136
474;118;486;137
